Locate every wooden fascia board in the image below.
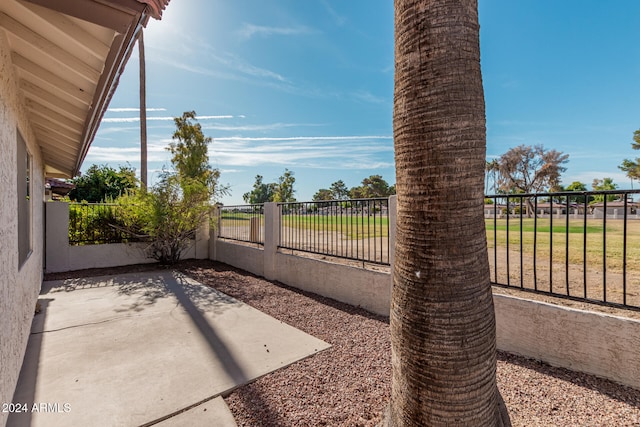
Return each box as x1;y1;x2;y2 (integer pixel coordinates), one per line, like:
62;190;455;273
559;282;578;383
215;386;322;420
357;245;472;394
21;0;146;34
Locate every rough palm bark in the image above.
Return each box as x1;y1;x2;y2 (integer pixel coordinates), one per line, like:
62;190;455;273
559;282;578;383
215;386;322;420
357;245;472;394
388;0;510;425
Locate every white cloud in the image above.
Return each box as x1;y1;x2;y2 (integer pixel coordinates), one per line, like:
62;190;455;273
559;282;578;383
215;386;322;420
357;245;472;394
146;32;347;99
95;126;141;135
215;135;392;142
202;123;321;132
237;23;316;40
101;115;235;123
321;0;347;26
86;133;393;172
85;144;170;163
150;46;288;84
351;90;386;104
209;135;393;169
107;107;167;112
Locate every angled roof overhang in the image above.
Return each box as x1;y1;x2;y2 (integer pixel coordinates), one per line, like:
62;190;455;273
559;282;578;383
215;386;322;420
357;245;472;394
0;0;169;178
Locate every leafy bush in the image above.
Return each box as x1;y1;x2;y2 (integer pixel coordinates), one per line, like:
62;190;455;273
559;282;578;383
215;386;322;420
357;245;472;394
118;173;212;264
68;202;141;245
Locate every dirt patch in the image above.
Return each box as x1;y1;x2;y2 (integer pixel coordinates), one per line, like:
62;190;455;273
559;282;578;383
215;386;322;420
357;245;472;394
489;248;640;318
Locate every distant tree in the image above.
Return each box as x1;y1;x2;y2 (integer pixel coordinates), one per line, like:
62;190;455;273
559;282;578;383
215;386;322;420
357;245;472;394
69;164;137;202
566;181;587;192
243;175;276;204
349;175;395;198
618;159;640;183
313;189;333;201
565;181;591;204
243;169;296;203
592;177;617;192
633;129;640;150
485;159;500;194
618;130;640;185
330;180;349;200
496;145;569;194
349;186;365;199
119;111;225;264
496;144;568;217
168;111;225;199
272;169;296;202
592;177;619;202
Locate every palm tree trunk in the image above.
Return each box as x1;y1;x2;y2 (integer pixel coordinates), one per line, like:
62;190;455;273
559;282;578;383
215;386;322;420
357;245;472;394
388;0;510;425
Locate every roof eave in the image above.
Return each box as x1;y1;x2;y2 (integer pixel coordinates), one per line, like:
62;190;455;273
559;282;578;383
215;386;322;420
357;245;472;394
20;0;169;178
74;12;149;176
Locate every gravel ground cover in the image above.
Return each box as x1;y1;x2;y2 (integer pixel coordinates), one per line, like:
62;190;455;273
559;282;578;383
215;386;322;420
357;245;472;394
45;260;640;426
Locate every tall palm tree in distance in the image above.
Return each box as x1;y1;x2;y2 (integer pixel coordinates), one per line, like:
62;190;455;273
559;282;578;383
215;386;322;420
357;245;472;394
388;0;510;425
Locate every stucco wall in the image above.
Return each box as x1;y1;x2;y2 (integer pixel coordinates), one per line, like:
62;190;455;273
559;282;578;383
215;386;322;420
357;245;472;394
0;30;45;426
494;294;640;390
275;253;390;316
214;240;264;277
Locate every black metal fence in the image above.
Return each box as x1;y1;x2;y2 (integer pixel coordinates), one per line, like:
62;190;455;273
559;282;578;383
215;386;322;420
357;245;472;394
485;189;640;310
68;203;143;245
71;191;640;311
217;204;265;245
278;198;390;265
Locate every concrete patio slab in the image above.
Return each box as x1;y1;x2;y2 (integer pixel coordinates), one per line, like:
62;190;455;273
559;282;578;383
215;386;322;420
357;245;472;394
154;397;237;427
9;270;330;426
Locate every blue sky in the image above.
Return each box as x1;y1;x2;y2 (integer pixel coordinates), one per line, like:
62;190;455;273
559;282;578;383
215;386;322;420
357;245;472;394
86;0;640;204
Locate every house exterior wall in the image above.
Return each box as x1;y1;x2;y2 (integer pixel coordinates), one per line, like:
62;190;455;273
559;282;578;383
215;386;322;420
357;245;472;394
0;30;45;425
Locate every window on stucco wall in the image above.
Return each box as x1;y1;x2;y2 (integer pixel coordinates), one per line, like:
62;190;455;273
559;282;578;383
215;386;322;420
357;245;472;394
17;130;31;268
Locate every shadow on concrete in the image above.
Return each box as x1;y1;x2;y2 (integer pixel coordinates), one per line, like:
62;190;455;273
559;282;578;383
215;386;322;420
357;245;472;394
9;298;53;427
126;271;287;426
42;270;239;316
172;273;247;385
